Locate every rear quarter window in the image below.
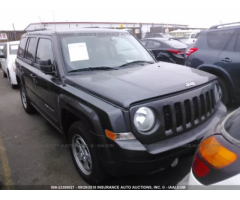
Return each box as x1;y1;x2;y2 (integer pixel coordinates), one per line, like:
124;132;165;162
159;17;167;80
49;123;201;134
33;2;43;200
207;30;234;50
18;38;27;58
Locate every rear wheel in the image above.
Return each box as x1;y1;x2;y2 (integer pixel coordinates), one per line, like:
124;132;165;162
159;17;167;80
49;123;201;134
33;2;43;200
217;77;229;105
68;121;108;184
20;84;35;114
3;71;7;78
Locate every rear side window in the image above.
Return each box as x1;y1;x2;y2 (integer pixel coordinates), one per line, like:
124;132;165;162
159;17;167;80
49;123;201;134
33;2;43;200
25;38;36;62
9;44;19;55
207;30;234;50
18;38;27;57
36;39;54;65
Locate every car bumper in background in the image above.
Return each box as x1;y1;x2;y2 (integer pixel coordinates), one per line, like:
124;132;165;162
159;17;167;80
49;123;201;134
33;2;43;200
186;170;240;189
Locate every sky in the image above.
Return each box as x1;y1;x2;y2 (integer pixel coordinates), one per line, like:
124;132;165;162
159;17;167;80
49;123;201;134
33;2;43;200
1;0;239;30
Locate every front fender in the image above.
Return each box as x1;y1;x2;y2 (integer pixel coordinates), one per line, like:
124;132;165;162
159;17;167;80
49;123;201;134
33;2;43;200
58;86;131;136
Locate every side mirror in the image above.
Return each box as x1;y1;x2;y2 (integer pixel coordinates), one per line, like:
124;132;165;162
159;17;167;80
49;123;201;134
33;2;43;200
37;59;54;74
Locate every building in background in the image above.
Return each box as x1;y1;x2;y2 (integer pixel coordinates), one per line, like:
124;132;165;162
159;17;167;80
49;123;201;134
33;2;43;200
24;22;188;39
0;31;26;43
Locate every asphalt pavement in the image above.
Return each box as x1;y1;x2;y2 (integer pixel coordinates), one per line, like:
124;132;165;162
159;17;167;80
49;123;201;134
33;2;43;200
0;69;239;189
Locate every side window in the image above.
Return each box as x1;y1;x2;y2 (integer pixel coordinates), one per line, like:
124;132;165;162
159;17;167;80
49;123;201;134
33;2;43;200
207;30;234;50
225;30;240;52
147;41;161;49
17;38;27;58
36;39;54;65
25;38;36;62
140;40;147;46
235;32;240;52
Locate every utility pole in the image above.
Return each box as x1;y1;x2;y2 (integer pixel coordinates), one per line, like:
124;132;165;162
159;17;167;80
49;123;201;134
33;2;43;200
12;23;17;41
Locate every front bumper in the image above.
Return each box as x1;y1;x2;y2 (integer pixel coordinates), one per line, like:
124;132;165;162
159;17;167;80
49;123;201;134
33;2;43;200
97;102;227;177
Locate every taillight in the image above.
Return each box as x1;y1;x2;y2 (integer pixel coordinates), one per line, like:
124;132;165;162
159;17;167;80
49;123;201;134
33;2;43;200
186;47;198;57
193;154;210;177
193;40;195;42
199;136;237;169
193;135;237;179
167;49;184;54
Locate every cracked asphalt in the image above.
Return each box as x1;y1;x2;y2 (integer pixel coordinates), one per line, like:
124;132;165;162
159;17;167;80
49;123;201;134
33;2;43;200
0;68;239;189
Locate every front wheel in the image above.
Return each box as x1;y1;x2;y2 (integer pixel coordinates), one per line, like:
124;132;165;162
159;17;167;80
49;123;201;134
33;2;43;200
68;121;108;184
20;84;35;114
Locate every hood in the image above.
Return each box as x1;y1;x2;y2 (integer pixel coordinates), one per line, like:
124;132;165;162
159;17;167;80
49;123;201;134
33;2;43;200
65;62;216;108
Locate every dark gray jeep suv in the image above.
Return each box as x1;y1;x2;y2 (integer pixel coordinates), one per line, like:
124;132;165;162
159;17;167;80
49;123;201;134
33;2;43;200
15;28;226;184
185;22;240;105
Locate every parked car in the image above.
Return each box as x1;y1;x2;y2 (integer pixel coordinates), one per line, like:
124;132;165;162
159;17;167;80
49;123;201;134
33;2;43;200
186;107;240;188
16;28;226;184
0;42;6;68
0;41;20;88
185;22;240;105
140;38;187;65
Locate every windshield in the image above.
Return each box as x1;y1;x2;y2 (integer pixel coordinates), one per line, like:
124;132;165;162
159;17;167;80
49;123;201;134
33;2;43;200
60;32;155;72
9;44;19;55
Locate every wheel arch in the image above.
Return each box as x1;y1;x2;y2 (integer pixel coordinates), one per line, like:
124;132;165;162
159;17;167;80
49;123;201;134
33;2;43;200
198;64;237;102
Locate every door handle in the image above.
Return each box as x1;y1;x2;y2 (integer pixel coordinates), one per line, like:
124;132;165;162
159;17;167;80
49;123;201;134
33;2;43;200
30;73;36;78
221;58;232;63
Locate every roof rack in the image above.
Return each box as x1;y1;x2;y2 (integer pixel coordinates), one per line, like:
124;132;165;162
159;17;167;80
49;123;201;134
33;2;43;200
209;22;240;29
26;28;49;32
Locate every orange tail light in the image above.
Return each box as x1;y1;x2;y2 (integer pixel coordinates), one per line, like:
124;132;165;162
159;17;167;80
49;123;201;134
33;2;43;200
199;136;237;169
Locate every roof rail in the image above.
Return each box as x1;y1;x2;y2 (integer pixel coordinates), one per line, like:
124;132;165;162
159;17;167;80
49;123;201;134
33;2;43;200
209;22;240;29
26;28;49;32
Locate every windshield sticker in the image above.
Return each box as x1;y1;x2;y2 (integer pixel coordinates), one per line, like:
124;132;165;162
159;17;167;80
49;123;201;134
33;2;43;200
68;43;89;62
11;45;18;50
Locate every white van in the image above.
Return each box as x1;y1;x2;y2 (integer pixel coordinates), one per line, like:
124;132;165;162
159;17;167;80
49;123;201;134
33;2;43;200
169;30;201;45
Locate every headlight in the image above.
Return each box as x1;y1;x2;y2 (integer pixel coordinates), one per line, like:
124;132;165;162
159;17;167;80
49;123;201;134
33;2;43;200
214;84;222;103
134;107;155;132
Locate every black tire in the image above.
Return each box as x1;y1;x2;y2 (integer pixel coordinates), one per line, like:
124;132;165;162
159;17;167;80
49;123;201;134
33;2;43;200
3;71;7;78
20;84;35;114
217;76;229;105
68;121;108;184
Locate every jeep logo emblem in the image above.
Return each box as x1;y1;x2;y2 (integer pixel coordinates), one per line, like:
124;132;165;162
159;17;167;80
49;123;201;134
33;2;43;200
186;82;196;87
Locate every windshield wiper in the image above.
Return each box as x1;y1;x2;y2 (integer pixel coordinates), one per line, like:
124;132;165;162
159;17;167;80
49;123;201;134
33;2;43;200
68;66;118;73
118;60;155;68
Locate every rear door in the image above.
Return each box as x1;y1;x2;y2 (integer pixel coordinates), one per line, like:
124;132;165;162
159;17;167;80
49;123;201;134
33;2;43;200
218;29;240;98
21;37;37;102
